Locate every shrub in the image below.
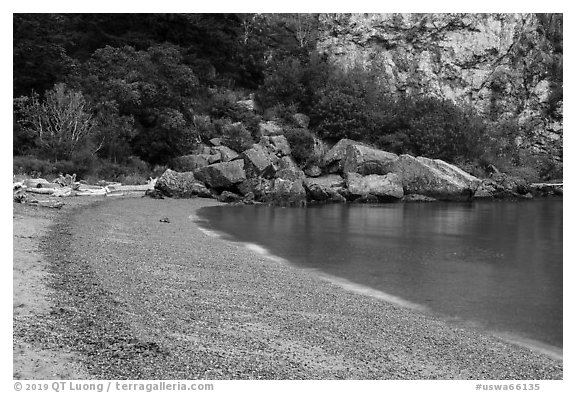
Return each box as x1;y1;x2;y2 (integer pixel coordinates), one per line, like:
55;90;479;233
220;121;254;152
255;57;307;110
284;127;316;166
13;155;90;179
538;157;563;181
14;83;96;161
263;103;298;124
13;156;57;177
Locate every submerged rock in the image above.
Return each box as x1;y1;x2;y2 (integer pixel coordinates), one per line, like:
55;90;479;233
402;194;437;202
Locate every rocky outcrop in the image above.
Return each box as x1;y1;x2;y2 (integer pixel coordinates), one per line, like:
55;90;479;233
342;144;398;175
388;155;480;201
241;144;277;179
193;160;246;189
316;13;563;162
269;177;306;206
217;190;243;203
402;194;437;202
260;135;291;157
529;182;563;197
237;177;274;201
304;175;347;203
304;165;322;177
275;156;305;182
269;135;292;156
346;172;404;201
211;145;239;162
474;174;532;199
155;169;211;198
259;121;284;136
322;139;364;173
162;138;519;205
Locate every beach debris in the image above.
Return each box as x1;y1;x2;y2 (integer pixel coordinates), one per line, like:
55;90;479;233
54;173;77;188
13;189;27;203
52;188;73;197
33;200;64;209
159;217;170;223
26;187;58;195
13;174;156;204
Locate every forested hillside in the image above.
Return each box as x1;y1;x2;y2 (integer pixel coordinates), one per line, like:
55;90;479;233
13;13;563;183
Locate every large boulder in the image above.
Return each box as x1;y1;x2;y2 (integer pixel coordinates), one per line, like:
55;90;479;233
269;135;292;156
346;172;404;201
193;160;246;189
241;144;277;178
217;191;243;203
388;155;480;201
304;165;322;178
155;169;212;198
237;177;274;201
269;178;307;206
259;135;291;157
342;144;398;175
208;137;222;146
275;156;304;182
322;139;364;173
304;175;347;203
211;145;239;162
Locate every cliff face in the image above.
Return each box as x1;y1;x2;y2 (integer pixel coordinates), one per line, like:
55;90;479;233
315;13;563;161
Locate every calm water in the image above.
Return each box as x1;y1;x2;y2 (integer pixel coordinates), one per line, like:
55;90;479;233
196;200;563;349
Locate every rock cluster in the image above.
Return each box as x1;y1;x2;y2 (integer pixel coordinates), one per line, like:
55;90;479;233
154;123;500;205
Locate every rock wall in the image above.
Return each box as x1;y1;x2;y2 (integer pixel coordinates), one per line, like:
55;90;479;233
315;13;563;161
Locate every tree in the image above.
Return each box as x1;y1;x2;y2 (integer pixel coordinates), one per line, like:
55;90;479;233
73;44;200;164
13;14;75;97
14;83;97;161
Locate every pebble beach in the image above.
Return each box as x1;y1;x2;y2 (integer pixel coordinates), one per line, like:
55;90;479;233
13;196;563;379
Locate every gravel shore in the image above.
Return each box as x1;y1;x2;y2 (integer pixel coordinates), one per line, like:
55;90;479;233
13;196;563;379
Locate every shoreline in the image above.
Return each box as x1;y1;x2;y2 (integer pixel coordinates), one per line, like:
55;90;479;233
192;221;563;361
14;196;562;379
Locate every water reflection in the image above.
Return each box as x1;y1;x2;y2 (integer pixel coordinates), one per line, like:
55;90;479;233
198;200;563;347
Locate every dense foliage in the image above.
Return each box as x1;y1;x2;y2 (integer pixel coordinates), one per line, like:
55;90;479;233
13;13;562;181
